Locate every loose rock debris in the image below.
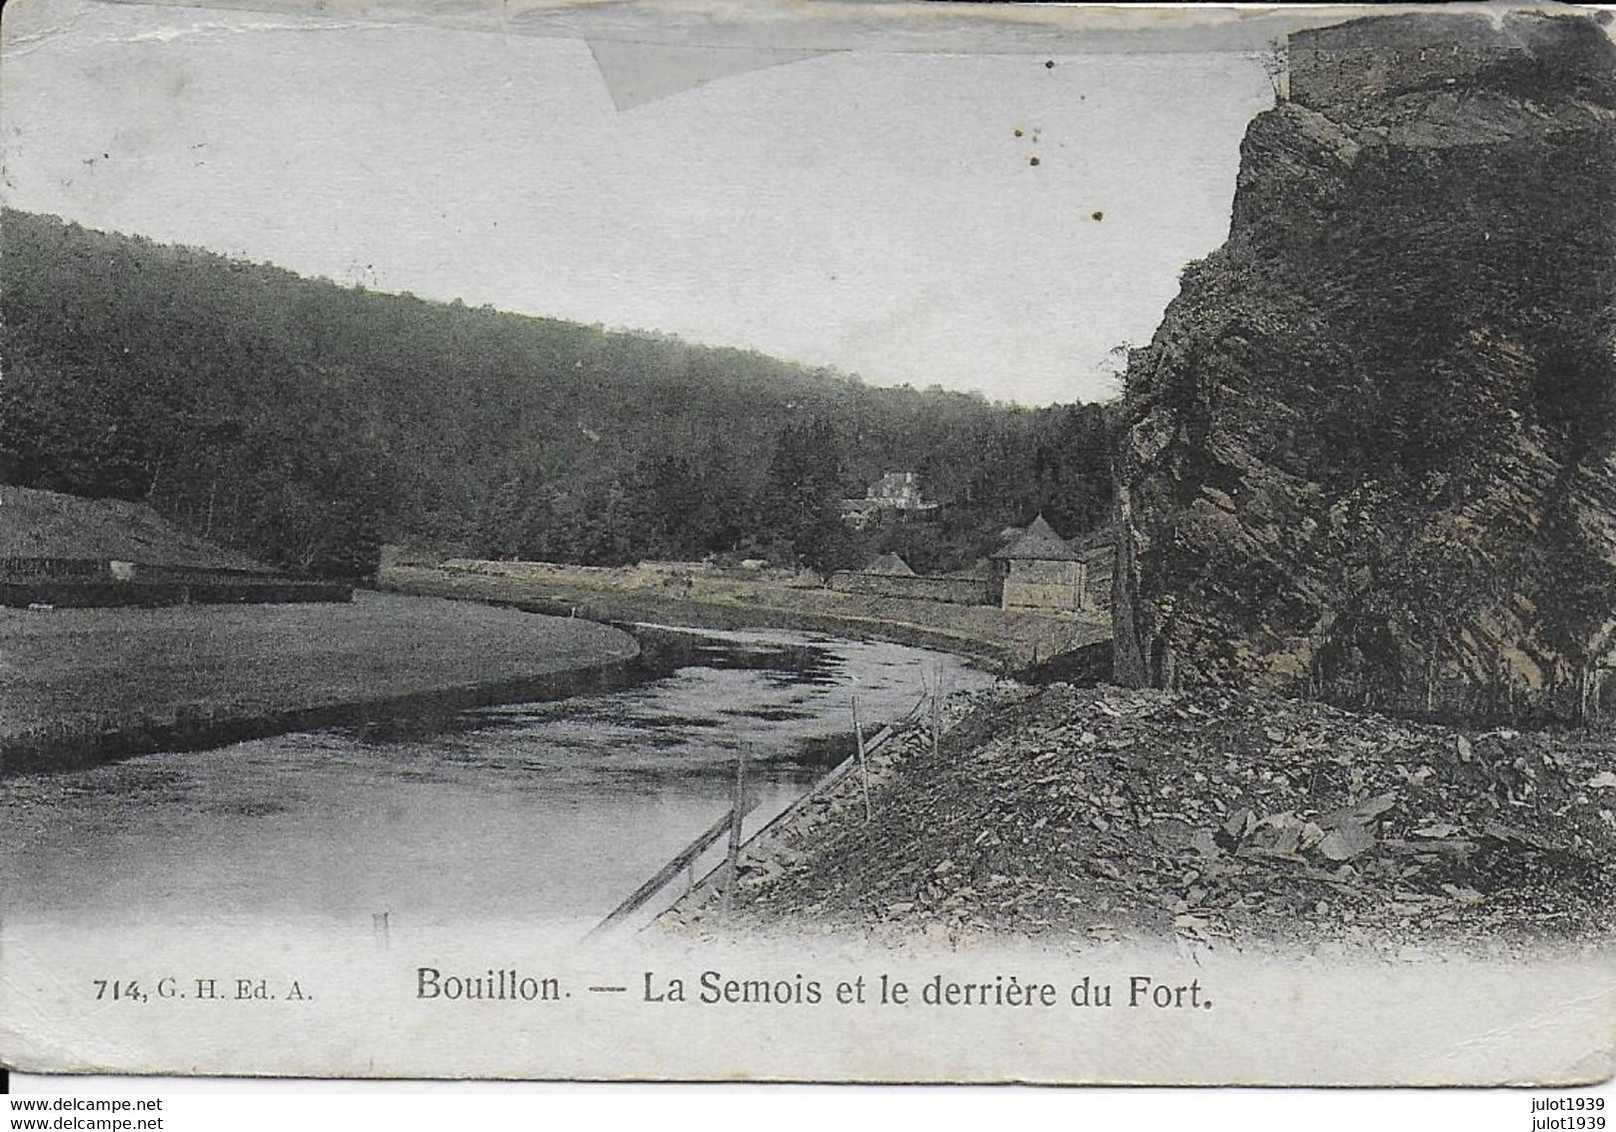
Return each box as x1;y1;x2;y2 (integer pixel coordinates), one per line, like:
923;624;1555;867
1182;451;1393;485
666;684;1616;954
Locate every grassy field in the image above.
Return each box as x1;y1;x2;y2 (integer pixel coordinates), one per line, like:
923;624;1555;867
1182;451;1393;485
0;590;639;775
381;560;1112;671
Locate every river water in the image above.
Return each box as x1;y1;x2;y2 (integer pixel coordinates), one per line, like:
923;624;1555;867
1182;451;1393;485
0;626;989;940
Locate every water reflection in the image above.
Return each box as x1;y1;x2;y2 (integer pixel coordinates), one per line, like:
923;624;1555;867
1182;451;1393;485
0;626;990;937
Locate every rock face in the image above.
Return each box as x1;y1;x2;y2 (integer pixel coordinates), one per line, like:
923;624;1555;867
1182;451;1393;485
1114;12;1616;724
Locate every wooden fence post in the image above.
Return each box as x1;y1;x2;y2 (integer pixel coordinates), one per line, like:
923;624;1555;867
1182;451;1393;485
931;666;942;760
721;748;747;920
853;696;872;824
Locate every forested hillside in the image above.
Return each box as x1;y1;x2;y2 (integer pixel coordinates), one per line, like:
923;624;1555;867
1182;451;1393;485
1;210;1112;577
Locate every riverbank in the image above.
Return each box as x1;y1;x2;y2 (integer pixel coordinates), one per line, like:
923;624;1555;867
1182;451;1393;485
381;560;1109;671
661;682;1616;956
0;590;640;776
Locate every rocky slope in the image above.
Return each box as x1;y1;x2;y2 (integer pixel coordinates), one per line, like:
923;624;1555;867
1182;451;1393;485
1114;12;1616;724
666;683;1616;953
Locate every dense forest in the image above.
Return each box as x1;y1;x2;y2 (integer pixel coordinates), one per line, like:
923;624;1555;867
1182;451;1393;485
1;210;1114;578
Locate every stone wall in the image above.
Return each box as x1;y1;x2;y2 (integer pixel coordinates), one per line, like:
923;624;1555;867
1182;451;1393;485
827;571;993;606
1289;15;1527;112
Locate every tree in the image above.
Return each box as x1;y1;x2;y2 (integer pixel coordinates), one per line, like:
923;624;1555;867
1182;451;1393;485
1262;36;1289;103
755;416;846;571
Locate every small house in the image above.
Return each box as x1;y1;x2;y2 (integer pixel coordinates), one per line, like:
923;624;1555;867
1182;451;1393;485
862;551;915;577
989;515;1086;613
840;471;939;528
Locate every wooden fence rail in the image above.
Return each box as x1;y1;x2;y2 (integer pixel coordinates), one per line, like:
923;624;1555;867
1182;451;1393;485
586;690;936;941
585;800;756;939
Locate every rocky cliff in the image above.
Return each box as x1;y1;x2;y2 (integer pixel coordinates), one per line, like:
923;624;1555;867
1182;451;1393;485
1114;12;1616;723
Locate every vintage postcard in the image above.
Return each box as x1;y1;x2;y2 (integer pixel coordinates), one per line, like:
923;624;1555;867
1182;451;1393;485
1;0;1613;1085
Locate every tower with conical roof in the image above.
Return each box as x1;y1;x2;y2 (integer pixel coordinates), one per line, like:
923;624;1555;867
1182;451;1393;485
989;514;1087;612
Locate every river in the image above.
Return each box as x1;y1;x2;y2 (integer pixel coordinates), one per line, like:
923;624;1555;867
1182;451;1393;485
0;625;990;941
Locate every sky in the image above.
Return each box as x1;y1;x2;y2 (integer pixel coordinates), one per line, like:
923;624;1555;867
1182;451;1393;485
1;0;1279;405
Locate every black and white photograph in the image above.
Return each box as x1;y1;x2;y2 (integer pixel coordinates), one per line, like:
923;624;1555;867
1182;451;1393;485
1;0;1613;1094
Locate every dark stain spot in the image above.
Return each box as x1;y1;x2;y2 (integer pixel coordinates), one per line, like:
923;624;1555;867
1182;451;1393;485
1045;60;1056;69
1013;128;1023;138
1029;156;1041;167
215;799;290;818
1091;210;1104;221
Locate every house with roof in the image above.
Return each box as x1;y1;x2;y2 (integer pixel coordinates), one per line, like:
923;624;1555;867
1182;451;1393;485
0;485;351;607
861;551;915;577
840;471;940;528
989;514;1089;613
